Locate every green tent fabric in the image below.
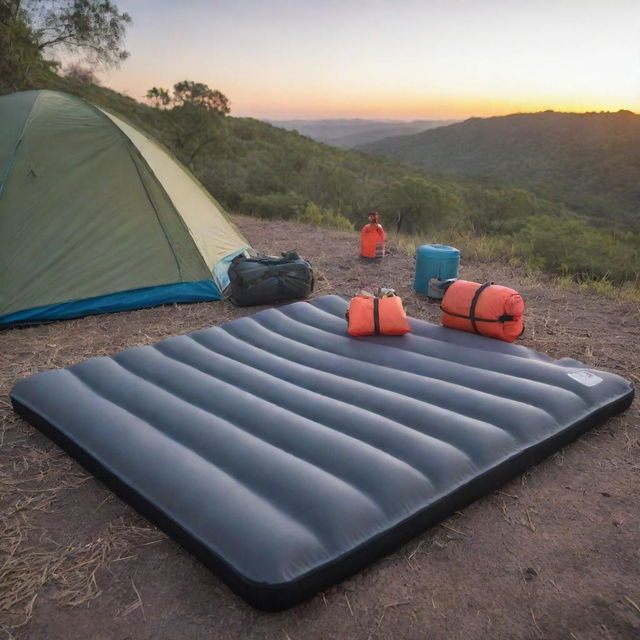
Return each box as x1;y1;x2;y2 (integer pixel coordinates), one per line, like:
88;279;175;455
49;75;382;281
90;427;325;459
0;90;251;326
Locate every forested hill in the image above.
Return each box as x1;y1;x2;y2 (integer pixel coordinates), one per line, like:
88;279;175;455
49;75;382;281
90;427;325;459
360;110;640;227
5;78;640;286
44;78;569;236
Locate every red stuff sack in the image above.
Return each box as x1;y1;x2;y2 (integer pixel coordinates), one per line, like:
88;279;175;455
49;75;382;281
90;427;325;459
440;280;524;342
347;295;410;336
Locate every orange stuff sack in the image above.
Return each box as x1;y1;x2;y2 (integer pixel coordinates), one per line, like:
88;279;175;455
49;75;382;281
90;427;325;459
360;223;386;258
440;280;524;342
347;295;410;336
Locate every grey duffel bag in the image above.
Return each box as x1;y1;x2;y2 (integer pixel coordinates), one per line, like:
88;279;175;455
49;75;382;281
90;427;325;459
227;251;314;306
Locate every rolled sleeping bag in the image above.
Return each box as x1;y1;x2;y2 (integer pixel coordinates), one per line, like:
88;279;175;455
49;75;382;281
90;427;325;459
347;295;410;336
440;280;524;342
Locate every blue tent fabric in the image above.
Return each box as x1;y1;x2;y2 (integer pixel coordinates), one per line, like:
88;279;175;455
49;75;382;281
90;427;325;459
213;248;249;292
0;280;221;326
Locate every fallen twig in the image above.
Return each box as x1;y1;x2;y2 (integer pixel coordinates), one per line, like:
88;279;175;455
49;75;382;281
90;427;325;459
531;607;544;638
439;522;466;536
525;507;536;532
345;593;353;616
131;579;145;622
624;595;640;616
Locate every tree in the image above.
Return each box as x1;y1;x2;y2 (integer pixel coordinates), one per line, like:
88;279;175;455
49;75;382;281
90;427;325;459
381;177;462;233
1;1;53;92
1;0;130;92
146;80;231;168
145;86;170;109
29;0;131;68
172;80;230;114
466;187;535;234
146;81;230;115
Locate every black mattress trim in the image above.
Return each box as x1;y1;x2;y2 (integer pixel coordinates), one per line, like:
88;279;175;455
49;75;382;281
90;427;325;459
11;387;634;611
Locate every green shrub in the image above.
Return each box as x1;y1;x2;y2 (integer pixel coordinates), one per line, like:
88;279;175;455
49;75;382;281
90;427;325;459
298;202;353;231
239;191;307;220
516;215;640;283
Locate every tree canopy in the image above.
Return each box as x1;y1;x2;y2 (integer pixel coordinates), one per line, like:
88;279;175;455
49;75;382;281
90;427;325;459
1;0;130;93
172;81;230;114
146;81;230;115
146;80;231;168
146;86;170;109
29;0;131;67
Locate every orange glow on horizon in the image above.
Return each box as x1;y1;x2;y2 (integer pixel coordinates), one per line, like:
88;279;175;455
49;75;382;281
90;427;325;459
229;97;639;121
114;76;638;121
104;0;640;122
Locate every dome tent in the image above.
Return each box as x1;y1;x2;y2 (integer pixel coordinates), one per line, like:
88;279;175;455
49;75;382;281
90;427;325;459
0;90;250;326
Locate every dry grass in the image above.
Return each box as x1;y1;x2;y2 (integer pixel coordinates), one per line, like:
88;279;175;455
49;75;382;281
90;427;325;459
0;438;166;631
0;518;164;627
390;229;513;265
553;274;640;303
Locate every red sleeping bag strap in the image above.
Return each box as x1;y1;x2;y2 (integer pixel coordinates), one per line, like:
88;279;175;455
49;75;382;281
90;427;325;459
469;281;524;337
469;282;493;334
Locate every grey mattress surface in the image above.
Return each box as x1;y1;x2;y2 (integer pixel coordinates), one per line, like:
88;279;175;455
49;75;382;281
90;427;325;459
11;295;634;610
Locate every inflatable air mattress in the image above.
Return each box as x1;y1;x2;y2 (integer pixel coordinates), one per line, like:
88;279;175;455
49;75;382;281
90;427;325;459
10;295;634;610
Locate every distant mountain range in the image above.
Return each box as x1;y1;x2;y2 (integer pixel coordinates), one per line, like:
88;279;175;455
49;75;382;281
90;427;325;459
359;110;640;225
267;118;458;148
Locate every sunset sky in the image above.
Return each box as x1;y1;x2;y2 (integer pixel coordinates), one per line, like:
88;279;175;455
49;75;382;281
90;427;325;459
102;0;640;120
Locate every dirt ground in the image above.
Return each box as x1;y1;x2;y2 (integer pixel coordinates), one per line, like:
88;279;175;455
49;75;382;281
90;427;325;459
1;215;639;640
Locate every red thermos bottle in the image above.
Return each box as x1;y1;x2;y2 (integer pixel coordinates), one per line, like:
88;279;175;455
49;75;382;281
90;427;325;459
360;212;386;259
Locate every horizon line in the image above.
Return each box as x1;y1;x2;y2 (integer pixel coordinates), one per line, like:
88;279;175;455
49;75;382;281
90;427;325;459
246;108;640;122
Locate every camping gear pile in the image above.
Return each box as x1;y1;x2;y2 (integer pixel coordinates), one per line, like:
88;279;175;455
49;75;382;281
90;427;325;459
350;236;525;343
227;251;314;306
0;89;523;337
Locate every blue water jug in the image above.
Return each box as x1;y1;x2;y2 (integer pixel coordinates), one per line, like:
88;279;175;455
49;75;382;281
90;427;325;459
414;244;460;297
